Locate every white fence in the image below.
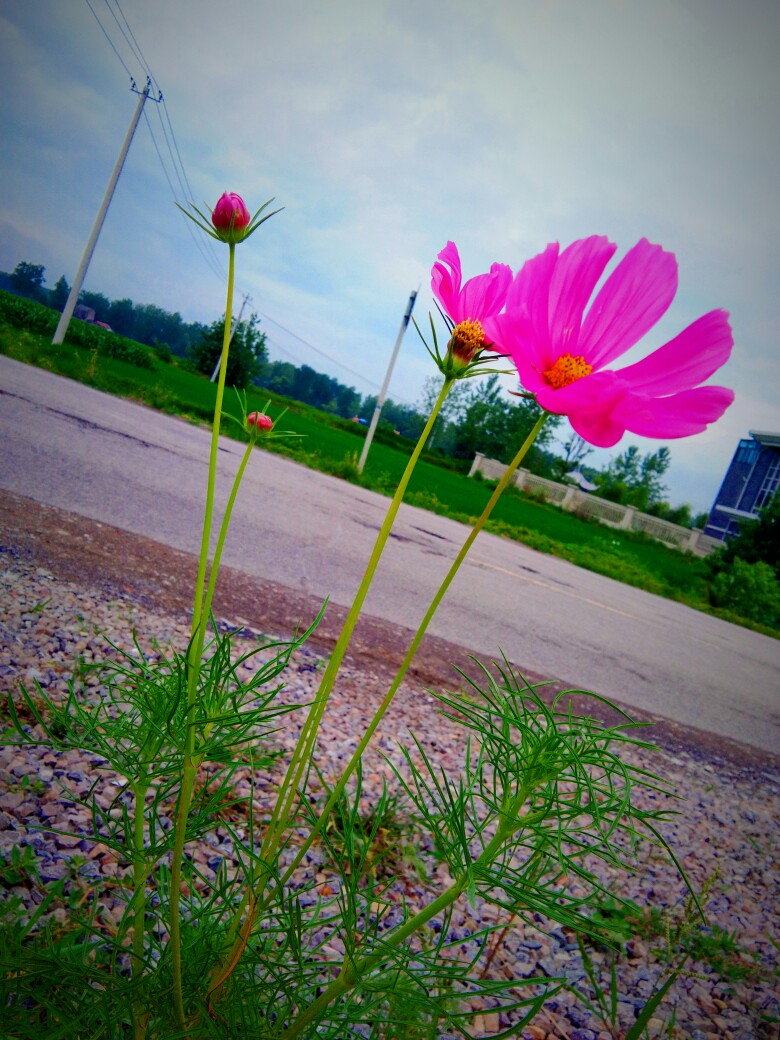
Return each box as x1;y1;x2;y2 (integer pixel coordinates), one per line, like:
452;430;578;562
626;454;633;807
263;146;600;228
469;453;721;557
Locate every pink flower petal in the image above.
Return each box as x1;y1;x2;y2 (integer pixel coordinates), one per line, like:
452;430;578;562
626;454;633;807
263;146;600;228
568;410;627;448
504;243;558;361
617;310;733;395
579;238;678;369
535;370;621;411
615;386;735;439
548;236;616;360
431;241;463;319
459;261;513;322
431;242;511;328
487;311;545;388
535;370;629;447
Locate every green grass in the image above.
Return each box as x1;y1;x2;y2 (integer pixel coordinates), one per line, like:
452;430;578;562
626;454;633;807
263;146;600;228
1;320;775;636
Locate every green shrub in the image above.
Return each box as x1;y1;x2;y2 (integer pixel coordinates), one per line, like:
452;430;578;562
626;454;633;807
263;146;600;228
707;495;780;581
152;341;173;363
709;557;780;625
0;289;154;369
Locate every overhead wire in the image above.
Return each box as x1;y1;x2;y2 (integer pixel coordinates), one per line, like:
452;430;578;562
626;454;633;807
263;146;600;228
84;0;133;79
104;0;150;78
84;0;409;403
87;0;227;282
255;310;382;391
141;108;226;283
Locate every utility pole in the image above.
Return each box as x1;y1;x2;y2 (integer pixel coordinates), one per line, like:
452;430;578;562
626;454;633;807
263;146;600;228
211;292;252;381
358;289;418;473
53;78;159;345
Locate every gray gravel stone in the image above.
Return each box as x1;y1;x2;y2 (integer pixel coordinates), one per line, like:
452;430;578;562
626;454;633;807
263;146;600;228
1;549;778;1039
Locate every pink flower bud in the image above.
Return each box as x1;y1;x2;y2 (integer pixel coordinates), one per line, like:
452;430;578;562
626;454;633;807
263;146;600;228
211;192;251;242
248;412;273;432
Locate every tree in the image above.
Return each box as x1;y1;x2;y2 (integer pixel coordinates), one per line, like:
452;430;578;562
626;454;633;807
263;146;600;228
647;500;694;528
334;384;361;419
597;445;671;510
550;434;593;480
49;275;70;310
259;361;297;397
78;290;111;320
108;298;136;339
10;261;46;301
449;376;558;466
380;400;426;439
190;313;268;389
709;493;780;579
416;375;470;453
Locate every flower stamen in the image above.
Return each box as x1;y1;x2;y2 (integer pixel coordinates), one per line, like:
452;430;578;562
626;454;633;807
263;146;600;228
543;353;593;390
449;318;486;364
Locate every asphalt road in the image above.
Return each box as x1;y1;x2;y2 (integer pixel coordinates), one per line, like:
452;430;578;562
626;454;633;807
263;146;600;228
2;355;779;754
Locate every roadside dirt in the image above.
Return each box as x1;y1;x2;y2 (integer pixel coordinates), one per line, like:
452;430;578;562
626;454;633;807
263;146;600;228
2;488;777;773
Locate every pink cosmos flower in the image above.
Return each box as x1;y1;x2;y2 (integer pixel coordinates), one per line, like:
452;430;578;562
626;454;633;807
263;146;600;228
248;411;273;432
211;192;251;243
431;241;512;367
490;236;734;447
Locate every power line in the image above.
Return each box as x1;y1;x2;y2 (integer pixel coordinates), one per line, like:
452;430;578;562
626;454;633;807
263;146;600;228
83;0;227;282
257;312;417;406
159;99;197;200
107;0;197;215
84;0;133;78
150;105;189;209
104;0;150;79
141;109;225;283
81;0;416;406
255;310;382;390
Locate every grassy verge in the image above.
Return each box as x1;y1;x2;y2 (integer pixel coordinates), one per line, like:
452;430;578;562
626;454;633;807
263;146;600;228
1;320;775;637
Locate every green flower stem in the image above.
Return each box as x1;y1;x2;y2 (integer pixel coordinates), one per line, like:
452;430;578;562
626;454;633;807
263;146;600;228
281;791;535;1040
275;410;551;888
259;377;456;864
131;781;148;970
172;241;236;1028
131;780;149;1040
170;762;197;1027
200;435;256;671
209;379;455;997
187;241;237;707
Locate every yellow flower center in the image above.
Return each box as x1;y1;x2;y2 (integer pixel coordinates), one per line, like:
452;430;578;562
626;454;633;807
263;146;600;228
543;353;593;390
450;319;486;363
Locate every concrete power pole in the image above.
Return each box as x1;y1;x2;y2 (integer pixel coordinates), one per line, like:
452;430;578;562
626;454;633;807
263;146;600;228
358;289;418;473
52;79;157;346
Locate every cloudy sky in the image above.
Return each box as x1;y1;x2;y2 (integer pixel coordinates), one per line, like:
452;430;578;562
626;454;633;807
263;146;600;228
1;0;778;512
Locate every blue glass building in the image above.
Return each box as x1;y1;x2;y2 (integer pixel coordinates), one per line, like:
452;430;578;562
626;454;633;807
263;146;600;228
704;430;780;541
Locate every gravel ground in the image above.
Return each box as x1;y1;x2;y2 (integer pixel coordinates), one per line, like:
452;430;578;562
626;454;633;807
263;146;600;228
1;546;779;1039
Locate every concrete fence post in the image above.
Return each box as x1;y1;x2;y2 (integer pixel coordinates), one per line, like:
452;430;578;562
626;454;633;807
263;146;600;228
469;453;484;478
618;505;636;530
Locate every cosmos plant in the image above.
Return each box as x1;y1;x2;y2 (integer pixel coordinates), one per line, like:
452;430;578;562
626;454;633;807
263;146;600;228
2;199;732;1040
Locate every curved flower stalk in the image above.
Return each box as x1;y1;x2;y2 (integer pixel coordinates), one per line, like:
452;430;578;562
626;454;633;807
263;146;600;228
490;236;734;447
169;192;282;1027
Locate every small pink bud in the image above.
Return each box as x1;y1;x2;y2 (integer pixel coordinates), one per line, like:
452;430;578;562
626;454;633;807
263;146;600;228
248;412;273;432
211;192;251;242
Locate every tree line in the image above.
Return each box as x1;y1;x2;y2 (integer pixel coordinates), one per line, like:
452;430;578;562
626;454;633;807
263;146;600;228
2;261;207;357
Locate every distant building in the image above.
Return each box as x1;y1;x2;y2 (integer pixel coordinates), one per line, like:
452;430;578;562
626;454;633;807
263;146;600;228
704;430;780;541
73;304;96;323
